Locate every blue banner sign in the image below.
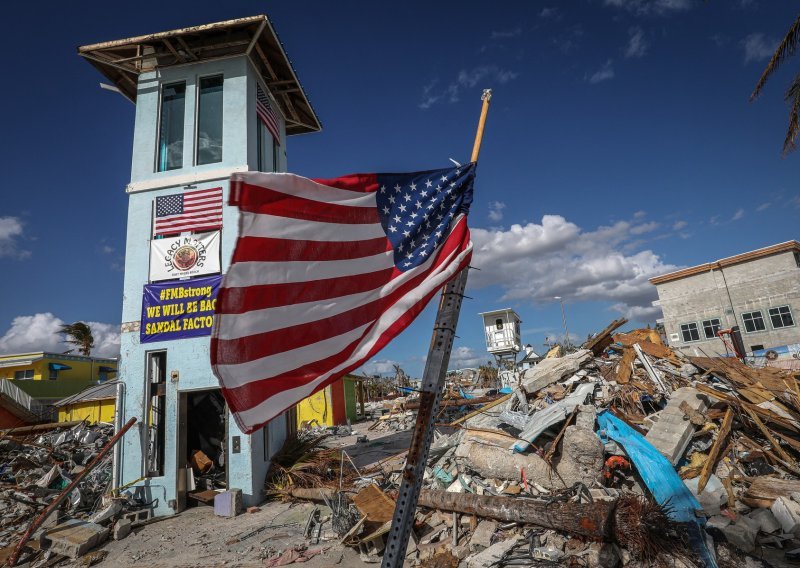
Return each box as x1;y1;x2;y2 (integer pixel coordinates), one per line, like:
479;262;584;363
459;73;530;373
140;275;222;343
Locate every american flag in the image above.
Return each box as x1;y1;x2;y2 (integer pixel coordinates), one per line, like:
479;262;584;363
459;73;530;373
256;84;281;146
154;187;223;236
211;164;476;433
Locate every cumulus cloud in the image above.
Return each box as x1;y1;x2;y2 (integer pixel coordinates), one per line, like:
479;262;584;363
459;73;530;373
419;66;518;109
469;215;678;323
449;346;487;369
488;201;506;222
625;27;649;58
588;60;615;84
604;0;693;16
742;33;777;64
361;358;400;375
629;221;659;235
0;313;120;358
0;216;29;259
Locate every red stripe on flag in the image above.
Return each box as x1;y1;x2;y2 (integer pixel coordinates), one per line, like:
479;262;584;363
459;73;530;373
232;236;392;263
234;185;379;224
310;173;379;193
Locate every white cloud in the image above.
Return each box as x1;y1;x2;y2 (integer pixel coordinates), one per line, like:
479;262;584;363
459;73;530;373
491;28;521;39
629;221;660;235
756;202;770;212
449;346;487;369
488;201;506;222
0;313;120;358
742;33;778;64
604;0;693;16
731;208;745;221
610;303;663;322
625;27;649;58
361;358;400;375
0;216;29;259
672;220;688;230
588;60;615;84
469;215;679;321
419;66;518;109
539;7;560;19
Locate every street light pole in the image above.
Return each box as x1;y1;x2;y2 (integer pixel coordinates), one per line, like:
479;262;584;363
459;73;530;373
554;296;571;352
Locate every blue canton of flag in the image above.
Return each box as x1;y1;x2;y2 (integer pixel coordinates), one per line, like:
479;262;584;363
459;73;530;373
375;163;475;272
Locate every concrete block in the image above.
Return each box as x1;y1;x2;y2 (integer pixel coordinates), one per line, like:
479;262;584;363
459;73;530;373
113;518;132;540
451;544;470;559
41;519;109;558
645;387;710;464
466;536;520;568
747;508;781;534
214;488;243;517
705;515;731;534
771;496;800;535
469;520;496;550
722;523;756;554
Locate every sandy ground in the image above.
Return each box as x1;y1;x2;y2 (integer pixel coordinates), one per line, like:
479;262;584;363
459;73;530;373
71;419;412;568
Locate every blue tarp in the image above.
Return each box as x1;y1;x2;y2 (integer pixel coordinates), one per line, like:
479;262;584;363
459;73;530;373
597;410;718;568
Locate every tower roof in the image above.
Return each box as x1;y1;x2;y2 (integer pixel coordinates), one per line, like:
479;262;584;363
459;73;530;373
78;15;321;136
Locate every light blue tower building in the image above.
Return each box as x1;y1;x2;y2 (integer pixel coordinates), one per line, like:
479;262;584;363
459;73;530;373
79;16;321;515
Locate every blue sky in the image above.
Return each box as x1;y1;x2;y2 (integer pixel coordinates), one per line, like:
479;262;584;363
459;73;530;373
0;0;797;376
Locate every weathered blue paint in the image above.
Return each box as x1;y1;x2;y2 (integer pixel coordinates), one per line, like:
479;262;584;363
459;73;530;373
117;55;290;517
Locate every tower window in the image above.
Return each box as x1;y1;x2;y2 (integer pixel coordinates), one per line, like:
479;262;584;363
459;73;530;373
157;82;186;172
196;76;224;165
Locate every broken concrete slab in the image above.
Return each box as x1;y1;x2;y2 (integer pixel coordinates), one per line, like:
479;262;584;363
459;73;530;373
685;474;726;516
520;349;593;395
465;535;520;568
645;387;711;465
113;518;132;540
747;508;782;534
41;519;109;558
771;496;800;535
722;523;756;554
469;520;496;550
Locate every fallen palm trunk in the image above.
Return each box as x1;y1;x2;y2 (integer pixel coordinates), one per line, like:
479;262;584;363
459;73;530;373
418;489;615;539
287;487;338;501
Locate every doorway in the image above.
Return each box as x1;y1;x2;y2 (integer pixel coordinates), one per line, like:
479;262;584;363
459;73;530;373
177;388;228;510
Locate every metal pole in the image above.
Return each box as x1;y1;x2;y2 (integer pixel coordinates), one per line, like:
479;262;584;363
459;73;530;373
6;417;138;567
555;296;571;352
381;89;492;568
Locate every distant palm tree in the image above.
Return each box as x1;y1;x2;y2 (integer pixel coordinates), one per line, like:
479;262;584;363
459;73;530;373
751;14;800;155
58;322;94;356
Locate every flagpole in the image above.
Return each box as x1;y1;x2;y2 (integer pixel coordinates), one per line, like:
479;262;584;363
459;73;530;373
381;89;492;568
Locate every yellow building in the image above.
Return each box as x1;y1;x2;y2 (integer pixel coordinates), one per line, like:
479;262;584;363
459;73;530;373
0;352;117;383
55;380;118;424
296;375;361;429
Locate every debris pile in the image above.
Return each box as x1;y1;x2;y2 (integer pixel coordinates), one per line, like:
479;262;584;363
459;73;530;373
278;321;800;567
0;420;146;566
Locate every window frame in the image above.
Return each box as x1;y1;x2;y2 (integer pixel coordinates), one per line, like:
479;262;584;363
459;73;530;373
14;369;34;380
155;81;187;173
195;74;224;167
741;310;766;333
680;322;701;343
701;317;722;340
768;305;795;329
495;318;504;331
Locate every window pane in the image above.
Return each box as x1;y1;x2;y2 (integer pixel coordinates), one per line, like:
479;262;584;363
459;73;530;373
257;120;277;172
197;76;223;165
495;319;504;330
702;318;721;339
157;82;186;171
743;311;765;332
769;306;794;328
680;323;699;342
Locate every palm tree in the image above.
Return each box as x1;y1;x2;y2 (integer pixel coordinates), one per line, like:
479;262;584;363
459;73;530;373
751;14;800;155
58;322;94;356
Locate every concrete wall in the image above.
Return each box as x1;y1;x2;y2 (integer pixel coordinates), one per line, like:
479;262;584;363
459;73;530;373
655;250;800;356
118;55;288;516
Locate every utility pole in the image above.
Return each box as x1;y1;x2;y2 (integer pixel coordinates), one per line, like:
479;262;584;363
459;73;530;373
381;90;492;568
555;296;571;352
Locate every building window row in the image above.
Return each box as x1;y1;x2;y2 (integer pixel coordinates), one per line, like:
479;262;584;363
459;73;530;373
679;305;795;342
156;76;225;173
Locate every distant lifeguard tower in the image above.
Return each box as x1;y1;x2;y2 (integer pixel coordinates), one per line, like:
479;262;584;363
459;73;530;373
479;309;522;389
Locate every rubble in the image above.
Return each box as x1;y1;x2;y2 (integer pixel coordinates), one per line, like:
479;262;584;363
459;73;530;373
272;319;800;567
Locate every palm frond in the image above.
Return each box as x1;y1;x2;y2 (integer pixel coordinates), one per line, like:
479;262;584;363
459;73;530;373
782;73;800;155
751;13;800;101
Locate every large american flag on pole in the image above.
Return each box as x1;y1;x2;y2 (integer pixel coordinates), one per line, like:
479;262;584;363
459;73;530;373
211;163;476;433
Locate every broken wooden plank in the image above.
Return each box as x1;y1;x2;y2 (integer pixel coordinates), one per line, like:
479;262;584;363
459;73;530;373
449;393;512;426
697;408;733;494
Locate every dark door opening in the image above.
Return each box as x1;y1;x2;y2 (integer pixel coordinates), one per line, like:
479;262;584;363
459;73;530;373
180;389;228;508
